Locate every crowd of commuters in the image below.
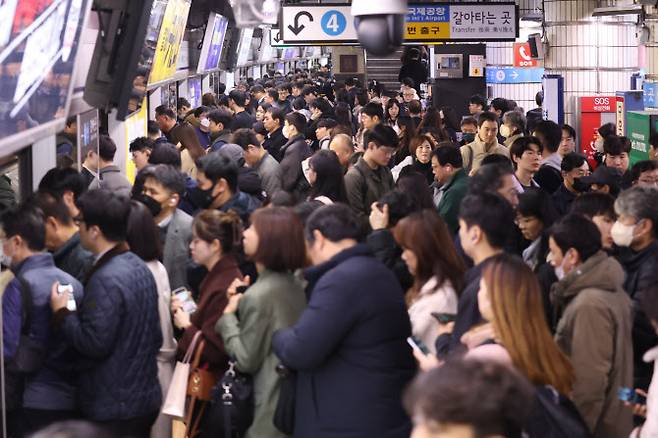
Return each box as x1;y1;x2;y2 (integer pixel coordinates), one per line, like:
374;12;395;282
4;62;658;438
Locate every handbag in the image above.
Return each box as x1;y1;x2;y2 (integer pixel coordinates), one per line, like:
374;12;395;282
273;364;296;434
204;360;254;438
162;331;202;418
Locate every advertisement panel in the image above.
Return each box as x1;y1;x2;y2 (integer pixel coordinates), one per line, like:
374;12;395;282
149;0;191;86
197;13;228;74
0;0;91;151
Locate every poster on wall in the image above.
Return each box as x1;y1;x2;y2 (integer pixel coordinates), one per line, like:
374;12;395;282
149;0;192;86
0;0;92;151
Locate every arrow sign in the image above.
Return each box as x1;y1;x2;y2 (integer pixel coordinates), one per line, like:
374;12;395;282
273;31;281;43
510;71;519;79
288;11;313;36
281;5;358;44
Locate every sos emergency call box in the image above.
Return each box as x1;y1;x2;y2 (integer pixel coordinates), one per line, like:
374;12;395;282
625;111;658;166
578;96;618;169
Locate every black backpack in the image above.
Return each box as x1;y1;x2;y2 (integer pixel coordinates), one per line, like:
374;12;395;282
524;386;591;438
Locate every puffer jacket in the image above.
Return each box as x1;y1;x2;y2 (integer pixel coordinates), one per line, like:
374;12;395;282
57;244;162;421
3;254;84;411
617;241;658;390
551;251;633;438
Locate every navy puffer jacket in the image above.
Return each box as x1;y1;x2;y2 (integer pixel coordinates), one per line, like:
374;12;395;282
59;245;162;421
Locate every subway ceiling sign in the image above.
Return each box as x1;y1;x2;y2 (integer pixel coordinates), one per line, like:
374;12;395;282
405;3;519;42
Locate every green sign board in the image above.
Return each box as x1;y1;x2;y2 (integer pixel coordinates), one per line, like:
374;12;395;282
626;111;653;165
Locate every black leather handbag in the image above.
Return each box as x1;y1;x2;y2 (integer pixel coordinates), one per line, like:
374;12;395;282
273;364;296;434
205;360;254;438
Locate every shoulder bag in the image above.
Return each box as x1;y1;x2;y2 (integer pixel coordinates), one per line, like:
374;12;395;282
204;360;254;438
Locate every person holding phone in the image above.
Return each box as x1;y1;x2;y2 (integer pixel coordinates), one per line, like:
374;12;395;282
217;207;307;438
393;210;464;355
630;283;658;437
171;210;243;374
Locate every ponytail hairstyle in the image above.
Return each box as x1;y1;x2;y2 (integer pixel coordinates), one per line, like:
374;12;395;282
192;210;243;254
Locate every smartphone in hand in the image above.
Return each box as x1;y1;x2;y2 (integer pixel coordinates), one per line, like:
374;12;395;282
407;336;430;356
431;312;457;324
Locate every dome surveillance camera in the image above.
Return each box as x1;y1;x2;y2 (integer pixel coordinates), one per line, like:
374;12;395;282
352;0;408;56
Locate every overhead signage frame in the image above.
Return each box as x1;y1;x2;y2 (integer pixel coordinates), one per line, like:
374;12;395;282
280;2;519;46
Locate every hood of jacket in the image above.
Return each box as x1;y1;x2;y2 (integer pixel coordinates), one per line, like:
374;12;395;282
552;251;625;303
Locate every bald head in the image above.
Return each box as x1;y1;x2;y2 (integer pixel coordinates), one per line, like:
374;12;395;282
329;134;354;168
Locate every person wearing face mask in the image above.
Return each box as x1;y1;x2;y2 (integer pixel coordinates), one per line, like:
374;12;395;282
548;214;633;438
137;164;192;290
459;117;478;146
552;152;590;216
192;106;212;149
594;123;616;166
500;111;526;148
191;153;261;225
612;186;658;391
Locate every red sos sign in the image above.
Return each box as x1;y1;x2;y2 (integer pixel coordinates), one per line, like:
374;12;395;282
513;43;538;68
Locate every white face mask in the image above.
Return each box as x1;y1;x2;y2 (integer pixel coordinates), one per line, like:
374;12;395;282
594;138;605;153
200;118;210;128
0;244;12;268
611;221;636;247
282;124;290;139
499;124;512;139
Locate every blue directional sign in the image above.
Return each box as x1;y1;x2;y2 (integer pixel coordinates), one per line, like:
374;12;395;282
486;67;544;84
321;10;347;36
643;82;658;109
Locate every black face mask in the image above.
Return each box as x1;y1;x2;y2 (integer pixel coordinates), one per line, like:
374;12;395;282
572;178;590;193
134;193;163;217
462;133;476;144
189;184;216;210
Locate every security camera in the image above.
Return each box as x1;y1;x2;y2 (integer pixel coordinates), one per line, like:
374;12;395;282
352;0;408;56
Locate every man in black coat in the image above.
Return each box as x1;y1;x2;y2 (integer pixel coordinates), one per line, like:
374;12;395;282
613;186;658;390
263;108;287;162
273;204;415;438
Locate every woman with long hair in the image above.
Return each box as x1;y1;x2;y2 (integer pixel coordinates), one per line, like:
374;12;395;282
439;106;460;142
392;133;436;184
334;101;355;135
472;253;575;397
217;207;307;438
417;107;450;143
393;115;417;165
385;99;403;134
394;209;465;354
307;150;348;204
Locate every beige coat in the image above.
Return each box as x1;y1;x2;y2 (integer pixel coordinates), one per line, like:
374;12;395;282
146;260;177;438
552;252;634;438
460;134;510;175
